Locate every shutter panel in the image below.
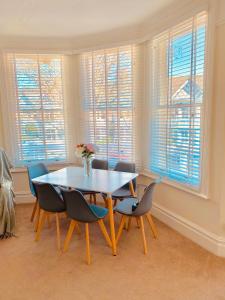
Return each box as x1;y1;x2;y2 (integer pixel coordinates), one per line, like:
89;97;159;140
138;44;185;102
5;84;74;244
150;11;207;188
80;45;139;168
3;53;67;165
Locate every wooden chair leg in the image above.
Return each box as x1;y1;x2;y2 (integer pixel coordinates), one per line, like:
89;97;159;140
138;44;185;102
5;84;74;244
34;204;40;232
116;215;127;245
35;209;46;241
135;217;140;228
47;213;51;228
146;213;158;239
55;213;61;251
93;194;97;205
102;194;108;208
63;220;76;252
98;219;112;247
85;223;91;265
89;194;93;204
127;217;132;231
75;222;81;234
30;199;38;222
139;216;148;254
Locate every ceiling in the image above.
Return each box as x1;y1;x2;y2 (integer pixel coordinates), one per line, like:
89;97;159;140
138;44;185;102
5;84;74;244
0;0;176;38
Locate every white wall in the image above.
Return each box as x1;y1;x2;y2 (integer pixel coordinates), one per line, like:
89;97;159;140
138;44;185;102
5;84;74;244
0;0;225;256
139;2;225;255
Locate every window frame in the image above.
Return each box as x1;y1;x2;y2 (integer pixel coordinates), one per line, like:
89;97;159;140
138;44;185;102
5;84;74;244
146;10;212;196
80;45;139;169
1;52;68;167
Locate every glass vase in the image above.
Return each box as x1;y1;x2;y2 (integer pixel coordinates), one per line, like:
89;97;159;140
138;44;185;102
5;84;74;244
83;157;92;176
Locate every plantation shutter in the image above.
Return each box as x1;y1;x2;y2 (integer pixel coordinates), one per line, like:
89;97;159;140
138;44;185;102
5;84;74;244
2;53;67;165
80;45;140;168
150;11;207;188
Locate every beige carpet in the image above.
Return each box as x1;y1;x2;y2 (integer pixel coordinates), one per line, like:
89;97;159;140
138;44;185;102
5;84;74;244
1;204;225;300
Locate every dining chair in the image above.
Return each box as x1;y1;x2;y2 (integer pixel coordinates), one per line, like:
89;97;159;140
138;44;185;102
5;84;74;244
103;161;136;207
27;163;48;224
114;181;157;254
80;159;108;205
61;189;112;265
34;182;66;251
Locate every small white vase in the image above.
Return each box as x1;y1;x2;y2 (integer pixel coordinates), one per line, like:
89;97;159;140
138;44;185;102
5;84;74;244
83;157;92;176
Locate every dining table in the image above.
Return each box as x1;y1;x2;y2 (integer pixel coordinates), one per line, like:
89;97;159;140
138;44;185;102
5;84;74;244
32;166;138;255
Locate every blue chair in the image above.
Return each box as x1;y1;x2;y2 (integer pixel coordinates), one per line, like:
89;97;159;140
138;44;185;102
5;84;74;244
102;162;136;207
27;163;48;223
34;183;65;251
114;182;158;254
61;189;111;265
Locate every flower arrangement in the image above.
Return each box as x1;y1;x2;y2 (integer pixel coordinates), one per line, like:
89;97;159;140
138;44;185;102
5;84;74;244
75;143;96;159
75;144;97;176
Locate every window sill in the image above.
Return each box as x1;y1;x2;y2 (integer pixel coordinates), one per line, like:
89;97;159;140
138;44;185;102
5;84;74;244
11;162;77;174
140;169;209;200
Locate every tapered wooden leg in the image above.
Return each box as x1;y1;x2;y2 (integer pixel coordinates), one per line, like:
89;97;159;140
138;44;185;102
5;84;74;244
34;204;40;232
127;217;132;231
85;223;91;265
116;215;127;245
63;220;76;252
93;194;97;205
47;214;51;228
124;218;128;230
129;181;136;197
30;199;38;222
75;222;81;234
139;216;148;254
98;219;112;247
35;209;46;241
146;213;158;239
55;213;61;251
89;194;93;204
136;217;140;228
107;194;117;255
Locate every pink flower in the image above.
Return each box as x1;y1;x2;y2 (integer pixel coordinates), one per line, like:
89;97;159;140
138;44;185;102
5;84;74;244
86;144;94;152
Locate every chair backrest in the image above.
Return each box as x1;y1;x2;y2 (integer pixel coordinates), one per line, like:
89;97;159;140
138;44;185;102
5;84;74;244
114;161;136;190
92;159;108;170
133;182;156;216
34;182;65;213
27;163;48;197
61;189;99;223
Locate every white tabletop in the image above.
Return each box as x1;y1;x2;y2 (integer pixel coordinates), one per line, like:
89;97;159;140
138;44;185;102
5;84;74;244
32;166;138;194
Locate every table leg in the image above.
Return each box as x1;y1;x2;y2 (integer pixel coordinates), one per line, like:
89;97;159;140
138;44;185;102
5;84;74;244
107;193;117;256
129;181;136;197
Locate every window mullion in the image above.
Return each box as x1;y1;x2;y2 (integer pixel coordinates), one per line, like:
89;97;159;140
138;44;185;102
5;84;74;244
37;55;47;161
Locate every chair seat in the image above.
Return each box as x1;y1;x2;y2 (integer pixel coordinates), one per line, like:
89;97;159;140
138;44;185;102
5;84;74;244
114;197;137;216
90;204;108;219
112;187;134;199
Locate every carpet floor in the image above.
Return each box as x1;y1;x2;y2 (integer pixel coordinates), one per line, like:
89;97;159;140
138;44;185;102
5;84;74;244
1;203;225;300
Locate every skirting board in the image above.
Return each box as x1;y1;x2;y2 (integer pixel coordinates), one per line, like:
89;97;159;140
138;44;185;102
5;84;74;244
15;191;35;204
151;203;225;257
